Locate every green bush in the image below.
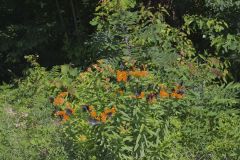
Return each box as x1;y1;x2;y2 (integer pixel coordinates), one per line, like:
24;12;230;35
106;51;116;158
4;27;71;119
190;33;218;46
49;58;240;159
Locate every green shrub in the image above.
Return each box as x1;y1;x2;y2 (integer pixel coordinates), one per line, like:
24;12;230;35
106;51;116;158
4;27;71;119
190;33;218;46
50;58;240;159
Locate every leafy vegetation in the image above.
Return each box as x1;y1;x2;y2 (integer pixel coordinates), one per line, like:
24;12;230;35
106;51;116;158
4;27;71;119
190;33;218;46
1;0;240;159
0;59;68;159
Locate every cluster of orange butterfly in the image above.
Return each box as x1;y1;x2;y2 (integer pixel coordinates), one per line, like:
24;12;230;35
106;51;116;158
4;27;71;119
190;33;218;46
51;60;185;123
51;92;75;121
82;105;116;125
51;91;117;125
116;63;148;82
113;62;185;103
125;82;185;103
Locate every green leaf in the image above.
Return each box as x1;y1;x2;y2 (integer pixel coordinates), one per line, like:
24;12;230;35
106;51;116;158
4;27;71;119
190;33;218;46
134;134;141;151
61;65;70;74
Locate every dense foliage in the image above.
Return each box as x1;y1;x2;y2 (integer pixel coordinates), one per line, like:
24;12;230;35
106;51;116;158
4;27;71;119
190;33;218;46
1;55;240;159
0;0;98;82
1;0;240;159
0;59;68;159
1;0;240;82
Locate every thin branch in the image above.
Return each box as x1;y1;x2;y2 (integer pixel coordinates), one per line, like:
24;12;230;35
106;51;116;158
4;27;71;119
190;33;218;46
70;0;78;35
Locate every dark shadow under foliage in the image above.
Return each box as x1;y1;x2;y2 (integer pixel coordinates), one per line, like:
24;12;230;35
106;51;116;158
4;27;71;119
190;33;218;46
0;0;98;83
